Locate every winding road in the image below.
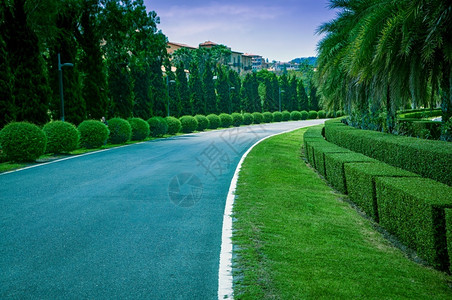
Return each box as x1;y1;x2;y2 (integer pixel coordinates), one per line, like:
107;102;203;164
0;120;324;299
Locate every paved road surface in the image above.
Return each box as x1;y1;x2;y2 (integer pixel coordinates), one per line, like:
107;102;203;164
0;120;324;299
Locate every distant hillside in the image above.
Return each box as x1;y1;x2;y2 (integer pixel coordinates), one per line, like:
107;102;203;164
291;57;317;66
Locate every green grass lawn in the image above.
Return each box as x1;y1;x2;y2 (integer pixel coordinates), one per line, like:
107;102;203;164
232;127;452;299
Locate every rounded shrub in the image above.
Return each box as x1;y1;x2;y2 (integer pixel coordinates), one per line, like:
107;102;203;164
231;113;243;127
0;122;47;162
207;114;221;129
108;117;132;144
252;112;264;124
129;118;150;141
318;110;326;119
195;115;209;131
243;113;254;125
263;112;273;123
165;116;182;135
43;121;79;153
326;111;335;118
308;110;318;119
78;120;109;149
219;113;233;128
180;115;198;133
282;110;291;121
300;110;309;120
273;111;283;122
147;117;168;137
290;111;302;121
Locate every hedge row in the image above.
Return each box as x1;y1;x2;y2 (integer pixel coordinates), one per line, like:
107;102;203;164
303;125;452;272
397;109;442;119
324;119;452;186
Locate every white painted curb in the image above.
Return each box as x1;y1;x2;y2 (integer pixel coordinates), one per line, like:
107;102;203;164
218;124;318;299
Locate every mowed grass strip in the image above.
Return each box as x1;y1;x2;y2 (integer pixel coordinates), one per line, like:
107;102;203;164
232;128;452;299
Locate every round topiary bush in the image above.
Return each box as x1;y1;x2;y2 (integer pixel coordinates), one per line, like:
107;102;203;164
0;122;47;162
108;117;132;144
219;113;233;128
78;120;109;149
300;110;309;120
180;115;198;133
147;117;168;137
207;114;221;129
129;118;150;141
165;116;182;135
290;111;302;121
252;112;264;124
273;111;283;122
231;113;243;127
43;121;79;153
308;111;318;119
243;113;254;125
195;115;209;131
282;110;291;121
318;110;326;119
263;112;273;123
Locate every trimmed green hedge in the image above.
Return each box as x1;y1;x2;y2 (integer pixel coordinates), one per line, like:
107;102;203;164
263;112;273;123
398;109;442;119
78;120;109;149
300;110;309;120
207;114;221;129
324;152;376;194
375;177;452;271
446;209;452;273
165;116;181;135
282;110;291;121
231;113;243;127
195;115;209;131
308;111;318;119
344;162;419;222
272;111;283;122
318;110;326;119
290;111;302;121
243;113;254;125
312;142;351;177
43;121;79;153
180;115;198;133
252;112;264;124
219;113;233;128
0;122;47;162
129;118;150;141
325;119;452;186
108;118;132;144
148;117;168;137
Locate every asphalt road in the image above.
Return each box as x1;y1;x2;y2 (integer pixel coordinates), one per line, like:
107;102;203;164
0;120;324;299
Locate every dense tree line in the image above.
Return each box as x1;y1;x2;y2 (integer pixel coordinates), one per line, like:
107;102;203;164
0;0;319;129
316;0;452;133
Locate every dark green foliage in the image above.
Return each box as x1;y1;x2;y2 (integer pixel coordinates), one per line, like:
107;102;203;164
336;110;344;117
203;61;217;114
216;67;231;114
300;110;309;120
310;140;351;177
190;63;205;115
207;114;221;129
128;117;150;141
176;62;191;116
345;162;418;222
241;73;260;113
252;112;264;124
228;70;241;113
309;82;320;111
148;117;168;137
262;112;273;123
43;121;79;153
231;113;243;127
308;111;318;119
78;120;109;149
318;110;326;119
243;113;254;125
165;116;181;135
324;120;452;186
297;78;309;111
302;125;325;164
0;33;14;128
324;152;376;194
376;177;452;271
179;115;198;133
195;115;209;131
290;111;302;121
107;118;132;144
281;110;291;121
219;113;233;128
398;109;442;119
446;209;452;273
0;122;46;162
272;112;282;122
327;111;335;118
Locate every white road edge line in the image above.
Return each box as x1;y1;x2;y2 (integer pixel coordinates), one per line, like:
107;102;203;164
218;124;319;299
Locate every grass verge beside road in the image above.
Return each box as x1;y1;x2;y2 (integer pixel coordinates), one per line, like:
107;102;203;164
232;127;452;299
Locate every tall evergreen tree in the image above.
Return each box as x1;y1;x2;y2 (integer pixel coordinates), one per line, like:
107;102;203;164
228;69;241;113
131;62;152;119
203;60;217;114
216;66;230;114
3;0;51;124
309;81;320;111
189;63;204;115
287;76;298;111
297;78;309;111
279;74;290;111
149;58;167;117
241;73;260;113
176;62;191;116
0;8;14;128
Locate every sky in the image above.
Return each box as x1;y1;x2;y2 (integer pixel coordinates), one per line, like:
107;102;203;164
144;0;338;62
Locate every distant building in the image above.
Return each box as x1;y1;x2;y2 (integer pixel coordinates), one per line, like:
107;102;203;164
244;54;264;71
167;41;197;55
242;54;253;72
